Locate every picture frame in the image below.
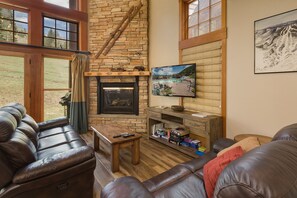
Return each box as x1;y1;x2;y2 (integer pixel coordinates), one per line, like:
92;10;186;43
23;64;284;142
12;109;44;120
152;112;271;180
254;9;297;74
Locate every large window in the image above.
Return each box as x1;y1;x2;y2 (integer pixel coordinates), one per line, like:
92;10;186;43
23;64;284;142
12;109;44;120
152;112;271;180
44;58;70;120
0;55;24;106
43;16;78;50
0;8;28;44
188;0;221;38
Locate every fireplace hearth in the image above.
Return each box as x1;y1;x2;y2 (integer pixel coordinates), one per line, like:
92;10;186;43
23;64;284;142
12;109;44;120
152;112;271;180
97;79;139;115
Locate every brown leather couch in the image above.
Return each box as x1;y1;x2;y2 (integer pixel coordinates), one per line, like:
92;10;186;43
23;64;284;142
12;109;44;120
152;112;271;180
0;103;96;198
101;123;297;198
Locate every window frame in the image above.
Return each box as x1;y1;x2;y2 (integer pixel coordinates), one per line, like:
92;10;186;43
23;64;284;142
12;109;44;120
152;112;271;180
0;7;29;44
0;0;88;122
186;0;222;39
42;16;79;50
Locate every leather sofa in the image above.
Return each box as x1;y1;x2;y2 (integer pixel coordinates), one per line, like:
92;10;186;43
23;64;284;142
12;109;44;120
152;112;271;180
101;123;297;198
0;103;96;198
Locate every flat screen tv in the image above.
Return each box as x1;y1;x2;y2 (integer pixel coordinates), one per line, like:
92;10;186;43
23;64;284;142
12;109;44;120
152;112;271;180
151;63;196;97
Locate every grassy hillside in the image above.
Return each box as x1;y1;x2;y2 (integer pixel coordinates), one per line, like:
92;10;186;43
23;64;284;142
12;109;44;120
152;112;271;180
0;55;24;106
0;55;70;120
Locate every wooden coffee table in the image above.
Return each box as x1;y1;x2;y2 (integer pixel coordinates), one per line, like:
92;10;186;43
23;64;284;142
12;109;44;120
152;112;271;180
91;125;142;172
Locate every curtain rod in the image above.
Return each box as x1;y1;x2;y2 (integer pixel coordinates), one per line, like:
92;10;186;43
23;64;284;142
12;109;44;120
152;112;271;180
75;51;91;55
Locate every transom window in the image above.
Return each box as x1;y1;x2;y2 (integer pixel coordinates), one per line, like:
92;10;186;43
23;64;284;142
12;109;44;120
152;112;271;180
188;0;221;38
0;7;28;44
44;0;77;9
43;16;78;50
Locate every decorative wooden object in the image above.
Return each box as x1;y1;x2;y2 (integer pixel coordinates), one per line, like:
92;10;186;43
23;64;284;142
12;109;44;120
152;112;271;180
147;107;223;158
94;2;143;59
91;125;142;172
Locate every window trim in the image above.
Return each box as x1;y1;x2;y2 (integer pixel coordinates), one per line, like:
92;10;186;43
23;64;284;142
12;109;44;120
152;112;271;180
179;0;227;48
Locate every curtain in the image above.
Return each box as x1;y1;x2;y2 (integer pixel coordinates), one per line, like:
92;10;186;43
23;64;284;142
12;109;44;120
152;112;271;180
70;53;88;133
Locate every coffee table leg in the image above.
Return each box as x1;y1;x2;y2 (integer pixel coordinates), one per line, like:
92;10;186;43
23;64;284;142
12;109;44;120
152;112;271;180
111;143;120;172
93;132;100;151
132;139;140;165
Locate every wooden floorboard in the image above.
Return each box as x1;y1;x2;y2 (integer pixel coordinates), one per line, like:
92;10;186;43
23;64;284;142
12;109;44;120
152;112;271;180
81;132;192;197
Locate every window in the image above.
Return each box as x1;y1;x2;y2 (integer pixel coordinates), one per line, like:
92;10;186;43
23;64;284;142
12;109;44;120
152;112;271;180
44;0;77;9
43;16;78;50
188;0;221;38
0;55;24;106
44;58;70;120
0;7;28;44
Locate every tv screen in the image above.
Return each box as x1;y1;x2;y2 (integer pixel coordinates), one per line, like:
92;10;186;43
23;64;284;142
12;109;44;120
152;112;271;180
151;63;196;97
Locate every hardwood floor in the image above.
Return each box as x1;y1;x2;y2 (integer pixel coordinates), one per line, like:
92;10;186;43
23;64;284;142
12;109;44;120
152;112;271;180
81;132;192;197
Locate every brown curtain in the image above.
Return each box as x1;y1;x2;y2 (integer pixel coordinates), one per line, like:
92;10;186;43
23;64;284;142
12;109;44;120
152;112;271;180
70;53;88;133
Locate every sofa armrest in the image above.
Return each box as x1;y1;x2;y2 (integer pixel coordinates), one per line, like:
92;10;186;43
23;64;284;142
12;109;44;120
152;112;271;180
13;146;94;183
212;138;236;153
38;117;69;131
101;176;153;198
180;151;217;172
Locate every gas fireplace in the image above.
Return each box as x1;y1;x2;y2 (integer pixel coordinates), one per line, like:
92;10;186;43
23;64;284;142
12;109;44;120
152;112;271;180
97;79;139;115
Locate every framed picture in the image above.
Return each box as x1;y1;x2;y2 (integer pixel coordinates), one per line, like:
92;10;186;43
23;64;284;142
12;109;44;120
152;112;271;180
254;9;297;74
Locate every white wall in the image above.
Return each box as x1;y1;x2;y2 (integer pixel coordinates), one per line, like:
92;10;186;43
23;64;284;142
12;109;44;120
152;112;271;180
149;0;180;107
227;0;297;138
149;0;297;138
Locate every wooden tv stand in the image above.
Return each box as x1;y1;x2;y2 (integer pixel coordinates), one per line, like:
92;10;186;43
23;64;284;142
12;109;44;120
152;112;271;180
147;107;223;158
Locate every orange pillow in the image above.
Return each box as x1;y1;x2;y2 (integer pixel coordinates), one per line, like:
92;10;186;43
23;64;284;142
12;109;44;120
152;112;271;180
218;136;260;156
204;146;243;198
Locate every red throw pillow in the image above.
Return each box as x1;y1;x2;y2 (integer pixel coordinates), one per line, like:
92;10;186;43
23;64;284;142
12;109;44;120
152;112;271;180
203;146;243;198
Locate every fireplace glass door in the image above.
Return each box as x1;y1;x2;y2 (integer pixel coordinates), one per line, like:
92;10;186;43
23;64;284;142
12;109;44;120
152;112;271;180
98;82;138;115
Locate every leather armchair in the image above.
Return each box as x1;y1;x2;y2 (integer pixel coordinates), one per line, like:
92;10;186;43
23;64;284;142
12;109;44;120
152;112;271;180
101;124;297;198
0;103;96;198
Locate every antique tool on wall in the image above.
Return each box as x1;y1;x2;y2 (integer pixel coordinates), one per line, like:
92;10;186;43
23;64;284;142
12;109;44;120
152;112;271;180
94;2;143;59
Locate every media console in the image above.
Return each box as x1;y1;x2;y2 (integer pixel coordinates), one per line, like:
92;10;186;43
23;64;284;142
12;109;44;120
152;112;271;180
147;107;223;158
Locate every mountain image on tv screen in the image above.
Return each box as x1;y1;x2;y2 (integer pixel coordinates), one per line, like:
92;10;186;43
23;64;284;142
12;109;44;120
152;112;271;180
151;63;196;97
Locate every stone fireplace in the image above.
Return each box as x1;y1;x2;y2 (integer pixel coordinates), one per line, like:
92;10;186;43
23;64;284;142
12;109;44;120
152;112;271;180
88;0;148;133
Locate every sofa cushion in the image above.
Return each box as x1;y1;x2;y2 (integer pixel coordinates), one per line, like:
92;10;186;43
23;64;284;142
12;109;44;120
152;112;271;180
0;106;23;124
37;140;87;159
22;115;40;132
17;122;38;147
38;125;73;138
204;146;243;198
38;131;81;151
0;150;14;189
0;130;37;169
217;136;260;156
5;102;26;117
0;111;17;142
